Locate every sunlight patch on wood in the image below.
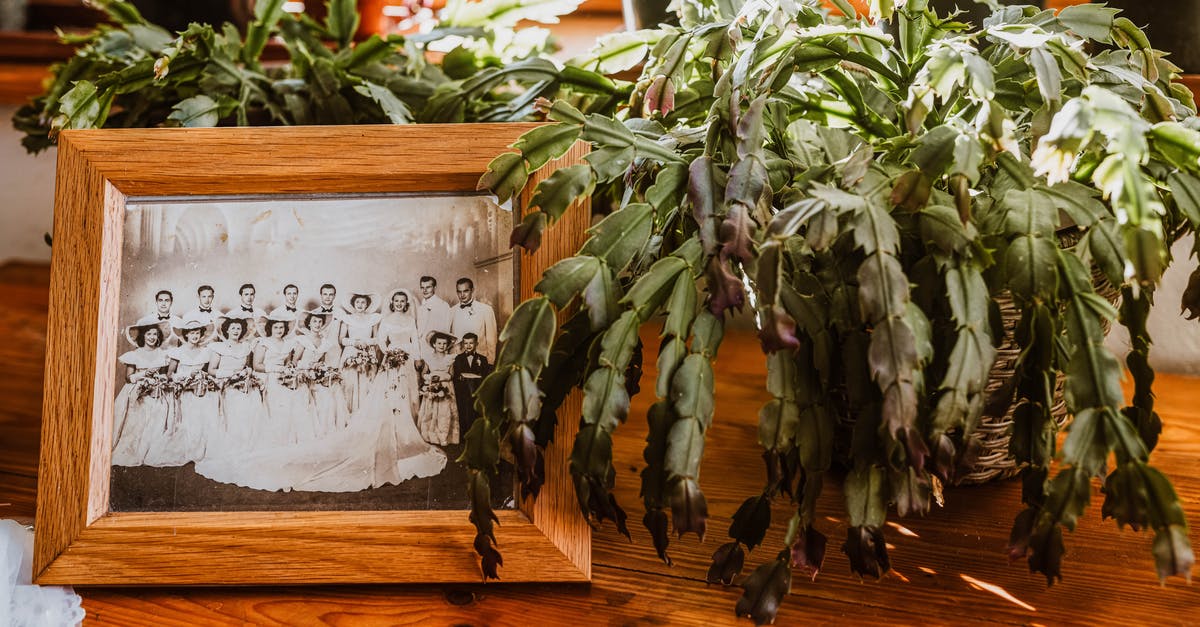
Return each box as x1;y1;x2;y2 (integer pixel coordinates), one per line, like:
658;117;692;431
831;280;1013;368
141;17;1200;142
960;574;1037;612
886;521;919;537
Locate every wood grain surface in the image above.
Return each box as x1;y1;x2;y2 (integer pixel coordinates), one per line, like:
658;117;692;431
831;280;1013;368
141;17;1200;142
33;124;591;586
3;259;1198;624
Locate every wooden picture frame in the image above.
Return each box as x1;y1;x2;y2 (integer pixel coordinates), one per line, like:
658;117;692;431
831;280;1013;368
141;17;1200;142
34;123;591;585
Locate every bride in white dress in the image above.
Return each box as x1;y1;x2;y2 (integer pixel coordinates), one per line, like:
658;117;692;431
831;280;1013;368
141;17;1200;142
194;295;446;492
377;289;421;419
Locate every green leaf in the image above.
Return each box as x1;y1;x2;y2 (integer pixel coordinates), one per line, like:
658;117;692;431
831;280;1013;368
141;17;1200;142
1152;526;1195;583
1057;4;1119;42
844;466;888;528
581;367;630;431
1002;188;1058;236
537;256;602;308
478;151;529;204
353;81;412;124
1168;171;1200;227
167;94;221;127
656;337;687;398
621;256;689;314
497;297;556;372
573;29;660;74
599;310;641;371
585;145;635;182
1004;235;1059;302
58;81;106;129
582;264;621;332
581;203;654;272
244;0;286;64
326;0;360;48
514;123;582;171
759;399;799;451
664;417;705;477
671;354;714;429
505;366;542;425
662;272;698;341
529;164;595;222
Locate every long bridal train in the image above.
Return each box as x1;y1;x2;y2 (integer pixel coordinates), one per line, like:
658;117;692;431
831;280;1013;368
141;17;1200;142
194;373;446;492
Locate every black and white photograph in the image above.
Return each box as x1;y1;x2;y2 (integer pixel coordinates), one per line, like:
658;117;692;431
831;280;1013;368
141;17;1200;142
108;195;514;511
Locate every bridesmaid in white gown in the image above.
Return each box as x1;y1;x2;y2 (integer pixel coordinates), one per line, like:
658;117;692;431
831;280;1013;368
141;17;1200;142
254;314;305;445
294;310;343;437
338;292;382;418
377;289;421;420
111;321;172;466
163;318;217;465
194;314;447;492
206;315;263;451
417;331;459;446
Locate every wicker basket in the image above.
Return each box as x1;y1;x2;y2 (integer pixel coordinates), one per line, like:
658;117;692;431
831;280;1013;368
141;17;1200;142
956;228;1121;484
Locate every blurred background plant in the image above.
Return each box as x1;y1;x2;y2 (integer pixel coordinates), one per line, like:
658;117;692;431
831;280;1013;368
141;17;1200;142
12;0;629;152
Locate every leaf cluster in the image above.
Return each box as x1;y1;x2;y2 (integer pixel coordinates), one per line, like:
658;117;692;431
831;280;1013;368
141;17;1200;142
12;0;626;153
476;0;1199;619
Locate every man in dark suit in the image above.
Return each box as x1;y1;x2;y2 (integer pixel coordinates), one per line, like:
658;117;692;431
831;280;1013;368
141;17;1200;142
453;333;492;436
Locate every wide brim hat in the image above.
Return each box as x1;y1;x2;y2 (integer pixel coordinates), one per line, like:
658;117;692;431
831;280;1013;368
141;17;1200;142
297;309;333;333
171;317;215;343
426;330;457;348
257;311;297;337
341;291;381;314
124;320;170;348
215;314;259;342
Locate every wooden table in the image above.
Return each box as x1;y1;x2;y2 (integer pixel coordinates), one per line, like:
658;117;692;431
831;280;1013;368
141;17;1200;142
1;261;1197;625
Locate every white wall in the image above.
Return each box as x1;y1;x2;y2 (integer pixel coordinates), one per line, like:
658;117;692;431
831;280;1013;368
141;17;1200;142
0;104;55;262
0;102;1196;373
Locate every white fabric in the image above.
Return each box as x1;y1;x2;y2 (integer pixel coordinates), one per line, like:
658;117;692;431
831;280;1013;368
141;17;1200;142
0;520;84;627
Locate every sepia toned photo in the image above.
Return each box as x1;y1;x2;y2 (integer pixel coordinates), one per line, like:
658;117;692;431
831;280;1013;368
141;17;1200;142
108;194;515;512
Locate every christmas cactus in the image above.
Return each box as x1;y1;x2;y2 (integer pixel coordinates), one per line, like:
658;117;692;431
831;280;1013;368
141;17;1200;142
473;0;1198;621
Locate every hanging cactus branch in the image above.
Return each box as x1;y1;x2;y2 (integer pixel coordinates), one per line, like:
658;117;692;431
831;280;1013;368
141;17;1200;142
479;0;1198;617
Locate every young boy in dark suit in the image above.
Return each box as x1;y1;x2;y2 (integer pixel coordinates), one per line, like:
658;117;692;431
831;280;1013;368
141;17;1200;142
453;333;492;435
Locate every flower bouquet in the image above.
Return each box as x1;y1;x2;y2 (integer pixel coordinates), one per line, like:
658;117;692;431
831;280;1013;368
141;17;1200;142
383;348;411;370
179;370;218;398
220;367;263;394
420;378;450;402
133;372;177;401
277;364;302;390
343;348;380;376
303;363;343;387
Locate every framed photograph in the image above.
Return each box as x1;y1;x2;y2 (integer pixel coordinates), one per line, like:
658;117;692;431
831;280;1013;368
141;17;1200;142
34;124;591;585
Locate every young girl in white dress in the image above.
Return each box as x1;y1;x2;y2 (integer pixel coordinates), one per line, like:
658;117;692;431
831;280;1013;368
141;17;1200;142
377;289;421;420
111;321;173;466
294;311;343;437
206;316;263;451
417;331;459;446
164;318;217;464
338;292;381;419
254;314;305;445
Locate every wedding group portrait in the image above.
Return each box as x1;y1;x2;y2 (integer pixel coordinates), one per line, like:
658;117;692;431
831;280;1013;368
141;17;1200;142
108;195;515;511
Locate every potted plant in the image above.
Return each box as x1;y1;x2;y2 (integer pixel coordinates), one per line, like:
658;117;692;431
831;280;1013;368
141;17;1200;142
473;0;1198;621
12;0;627;151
